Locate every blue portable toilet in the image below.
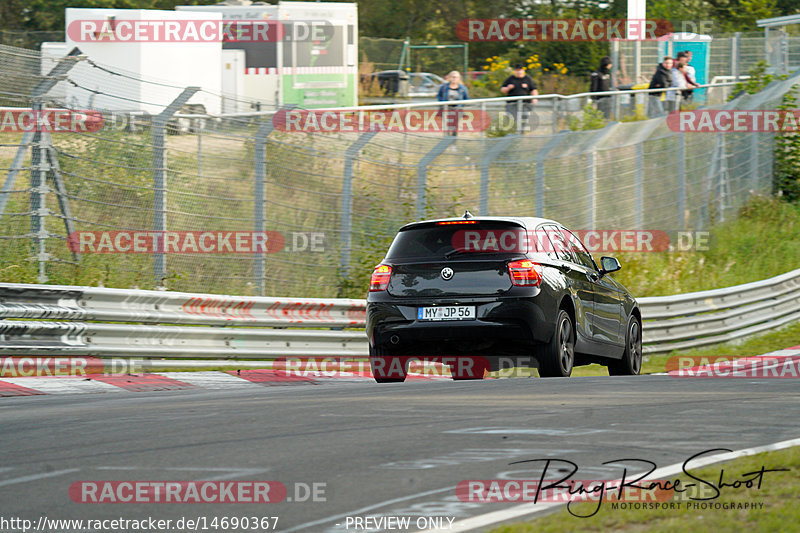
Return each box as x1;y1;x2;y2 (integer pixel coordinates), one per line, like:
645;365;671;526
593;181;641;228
658;33;712;103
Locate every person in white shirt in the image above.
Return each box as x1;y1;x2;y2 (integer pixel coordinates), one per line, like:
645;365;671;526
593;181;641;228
666;63;688;112
678;51;700;103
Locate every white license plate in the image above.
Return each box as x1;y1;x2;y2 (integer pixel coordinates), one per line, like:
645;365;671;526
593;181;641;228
417;306;476;321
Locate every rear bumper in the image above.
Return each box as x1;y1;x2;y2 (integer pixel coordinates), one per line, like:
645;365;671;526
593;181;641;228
366;297;552;356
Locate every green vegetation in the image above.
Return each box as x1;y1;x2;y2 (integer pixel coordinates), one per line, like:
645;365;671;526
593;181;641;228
613;196;800;297
774;84;800;201
567;102;607;131
489;445;800;533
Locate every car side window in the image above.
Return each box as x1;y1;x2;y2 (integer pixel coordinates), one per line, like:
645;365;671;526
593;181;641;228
563;228;598;271
541;224;573;263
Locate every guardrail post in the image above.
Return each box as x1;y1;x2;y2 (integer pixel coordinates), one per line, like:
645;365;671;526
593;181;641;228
479;136;515;215
534;131;568;218
635;143;644;229
340;130;379;282
417;136;457;219
677;133;687;230
152;87;200;287
253;118;276;296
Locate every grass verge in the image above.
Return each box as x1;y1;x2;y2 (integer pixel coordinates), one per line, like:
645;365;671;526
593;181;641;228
488;445;800;533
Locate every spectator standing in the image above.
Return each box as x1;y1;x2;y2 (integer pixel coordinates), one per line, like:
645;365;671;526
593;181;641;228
501;63;538;132
590;56;614;118
680;50;701;103
666;63;688;112
648;56;673;117
436;71;469;136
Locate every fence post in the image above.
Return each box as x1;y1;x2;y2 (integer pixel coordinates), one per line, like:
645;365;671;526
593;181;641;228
27;47;84;283
2;48;83;222
703;135;719;228
197;124;203;178
534;131;569;218
152;87;200;287
749;133;760;193
340;130;379;282
253;118;276;296
29;129;49;283
582;123;618;230
731;33;741;79
635;143;644;229
551;97;558;134
416;136;457;219
479;136;515;215
677;133;687;230
718;133;728;223
0;131;33;219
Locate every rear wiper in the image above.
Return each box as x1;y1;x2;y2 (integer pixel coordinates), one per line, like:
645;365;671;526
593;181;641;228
444;249;473;259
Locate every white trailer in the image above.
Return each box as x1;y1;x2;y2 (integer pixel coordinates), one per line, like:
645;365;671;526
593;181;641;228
176;1;358;109
61;8;222;114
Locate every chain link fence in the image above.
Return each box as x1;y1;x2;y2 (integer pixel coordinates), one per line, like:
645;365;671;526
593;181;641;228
1;43;798;298
616;31;800;85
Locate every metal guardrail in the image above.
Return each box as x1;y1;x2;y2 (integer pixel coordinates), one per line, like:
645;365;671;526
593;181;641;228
0;283;367;358
639;268;800;354
1;269;798;359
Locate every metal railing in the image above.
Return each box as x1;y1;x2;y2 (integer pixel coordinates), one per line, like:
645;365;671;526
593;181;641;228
640;268;800;354
2;268;798;359
0;283;367;358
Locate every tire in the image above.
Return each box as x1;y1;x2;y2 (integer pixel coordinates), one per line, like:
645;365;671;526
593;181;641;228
538;309;574;378
369;345;406;383
608;316;642;376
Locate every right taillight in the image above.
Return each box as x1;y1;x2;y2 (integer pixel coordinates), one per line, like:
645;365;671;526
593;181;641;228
508;260;542;286
369;264;392;291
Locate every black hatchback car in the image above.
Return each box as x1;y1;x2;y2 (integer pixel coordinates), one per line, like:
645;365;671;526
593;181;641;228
366;214;642;382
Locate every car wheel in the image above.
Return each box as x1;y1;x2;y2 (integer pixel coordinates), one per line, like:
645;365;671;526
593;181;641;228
538;309;574;378
608;316;642;376
369;345;406;383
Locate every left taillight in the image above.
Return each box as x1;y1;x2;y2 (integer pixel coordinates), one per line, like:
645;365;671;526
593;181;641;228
369;264;392;292
508;260;542;287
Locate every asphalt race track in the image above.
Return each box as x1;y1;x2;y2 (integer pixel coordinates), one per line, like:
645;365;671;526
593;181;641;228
1;375;799;532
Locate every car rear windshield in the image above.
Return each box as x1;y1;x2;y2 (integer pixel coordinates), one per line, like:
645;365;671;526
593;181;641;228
385;221;536;260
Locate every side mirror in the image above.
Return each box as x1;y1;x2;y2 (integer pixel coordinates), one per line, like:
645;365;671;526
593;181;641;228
600;256;621;275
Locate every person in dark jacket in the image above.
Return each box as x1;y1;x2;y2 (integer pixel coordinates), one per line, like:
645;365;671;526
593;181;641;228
648;56;674;117
590;56;614;118
501;63;538;132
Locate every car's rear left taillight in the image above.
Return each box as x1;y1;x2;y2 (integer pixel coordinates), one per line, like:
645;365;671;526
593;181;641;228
369;264;392;292
508;260;542;287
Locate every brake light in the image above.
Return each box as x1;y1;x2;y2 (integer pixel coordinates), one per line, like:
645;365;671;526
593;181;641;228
369;264;392;291
436;220;478;225
508;260;542;286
